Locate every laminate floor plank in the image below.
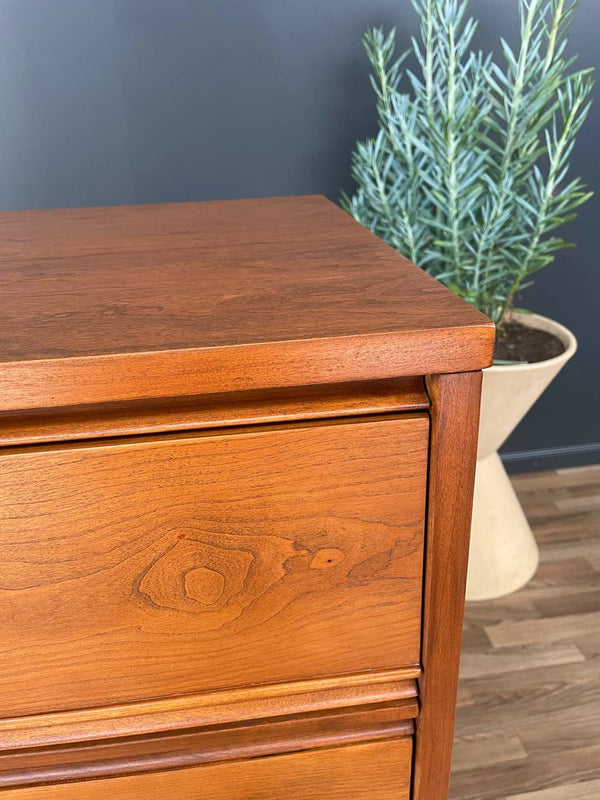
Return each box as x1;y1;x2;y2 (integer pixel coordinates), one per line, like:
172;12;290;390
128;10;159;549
517;705;600;757
555;494;600;512
523;511;600;545
457;685;475;708
529;557;596;581
517;558;600;600
459;642;585;680
539;541;600;563
451;733;527;772
450;743;600;800
485;611;600;648
461;624;494;653
533;588;600;617
506;777;600;799
463;657;600;703
510;465;600;492
455;670;599;741
574;630;600;659
458;596;540;625
450;465;600;800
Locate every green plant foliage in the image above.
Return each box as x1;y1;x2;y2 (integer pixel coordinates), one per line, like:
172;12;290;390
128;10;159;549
342;0;593;324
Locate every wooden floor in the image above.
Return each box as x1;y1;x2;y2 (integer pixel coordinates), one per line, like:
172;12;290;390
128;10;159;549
450;464;600;800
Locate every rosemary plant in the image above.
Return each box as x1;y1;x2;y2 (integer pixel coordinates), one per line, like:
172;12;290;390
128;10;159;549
342;0;593;325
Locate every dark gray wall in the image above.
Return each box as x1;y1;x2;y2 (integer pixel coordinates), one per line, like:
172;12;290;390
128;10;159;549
0;0;598;470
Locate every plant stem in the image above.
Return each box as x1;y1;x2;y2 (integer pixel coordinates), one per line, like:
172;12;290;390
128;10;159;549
544;0;566;72
478;0;541;293
443;15;463;273
513;83;587;291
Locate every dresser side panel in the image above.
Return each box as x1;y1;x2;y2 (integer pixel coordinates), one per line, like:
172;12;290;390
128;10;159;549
413;372;483;800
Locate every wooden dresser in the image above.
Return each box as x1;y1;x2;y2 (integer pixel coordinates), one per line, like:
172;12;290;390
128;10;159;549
0;196;494;799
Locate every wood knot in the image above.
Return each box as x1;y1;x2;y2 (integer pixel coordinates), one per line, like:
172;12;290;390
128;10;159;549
309;548;345;570
184;566;225;605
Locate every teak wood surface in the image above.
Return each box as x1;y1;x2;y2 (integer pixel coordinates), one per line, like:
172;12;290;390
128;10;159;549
0;669;420;752
0;739;414;800
0;703;416;787
413;372;483;800
0;195;493;411
0;197;494;798
0;376;429;446
0;415;428;717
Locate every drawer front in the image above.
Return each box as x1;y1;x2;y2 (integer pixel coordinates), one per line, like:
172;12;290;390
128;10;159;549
0;415;428;717
0;739;413;800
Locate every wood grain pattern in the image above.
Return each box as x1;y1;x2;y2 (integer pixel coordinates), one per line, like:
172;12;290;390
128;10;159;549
0;671;419;751
450;464;600;800
0;195;497;797
1;327;494;413
0;414;427;718
0;377;428;446
412;371;483;800
0;739;414;800
0;703;415;788
0;196;494;411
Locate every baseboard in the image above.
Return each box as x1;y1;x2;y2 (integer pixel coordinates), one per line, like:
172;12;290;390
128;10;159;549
501;442;600;474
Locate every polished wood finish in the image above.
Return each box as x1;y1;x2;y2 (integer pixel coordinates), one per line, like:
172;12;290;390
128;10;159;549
0;196;494;411
0;197;493;798
0;670;420;751
450;464;600;800
1;326;492;413
413;372;483;800
0;415;428;718
0;704;415;788
0;739;414;800
0;377;428;446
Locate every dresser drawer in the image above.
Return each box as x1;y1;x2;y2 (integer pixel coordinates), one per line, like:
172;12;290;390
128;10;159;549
0;739;413;800
0;414;428;718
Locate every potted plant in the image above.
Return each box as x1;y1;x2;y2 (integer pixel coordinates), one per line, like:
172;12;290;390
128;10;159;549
342;0;593;599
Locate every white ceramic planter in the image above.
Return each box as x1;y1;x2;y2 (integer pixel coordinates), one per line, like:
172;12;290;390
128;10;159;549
466;312;578;601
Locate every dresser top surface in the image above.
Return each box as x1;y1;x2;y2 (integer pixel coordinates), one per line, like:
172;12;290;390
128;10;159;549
0;196;493;411
0;195;492;361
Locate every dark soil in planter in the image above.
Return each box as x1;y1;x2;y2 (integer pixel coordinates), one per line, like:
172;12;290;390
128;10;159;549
494;321;565;363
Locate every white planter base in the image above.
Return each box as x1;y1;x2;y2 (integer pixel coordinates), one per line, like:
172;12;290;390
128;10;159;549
466;312;577;602
466;452;539;601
